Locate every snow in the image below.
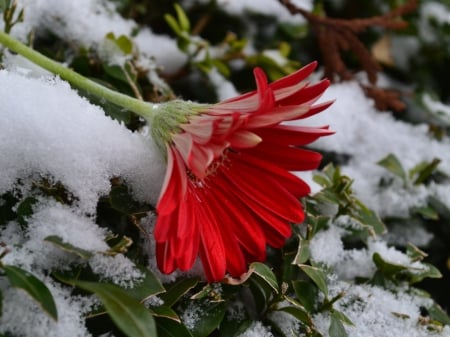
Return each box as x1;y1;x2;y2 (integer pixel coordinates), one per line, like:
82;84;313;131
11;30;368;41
0;70;165;214
186;0;311;24
313;281;450;337
297;81;450;218
1;279;97;337
236;321;274;337
309;219;435;280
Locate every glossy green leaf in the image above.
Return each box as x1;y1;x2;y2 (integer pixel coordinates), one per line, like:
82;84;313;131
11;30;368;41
174;3;190;32
410;158;441;185
249;262;279;293
220;319;252;337
298;264;328;296
165;14;181;35
332;310;354;326
292;280;318;312
293;235;310;265
408;263;442;284
159;277;199;307
329;311;348;337
116;35;133;55
428;303;450;325
58;277;156;337
3;265;57;320
354;200;386;235
377;153;407;182
278;305;312;326
157;317;193;337
248;276;272;314
151;306;180;321
126;267;165;302
44;235;93;259
16;196;37;227
412;206;439;220
185;300;226;337
372;252;408;277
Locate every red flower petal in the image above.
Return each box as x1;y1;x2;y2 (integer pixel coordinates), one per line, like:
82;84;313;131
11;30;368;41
255;125;333;146
246;143;323;171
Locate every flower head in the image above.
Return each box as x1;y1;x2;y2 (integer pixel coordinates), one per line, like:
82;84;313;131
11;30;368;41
151;62;333;282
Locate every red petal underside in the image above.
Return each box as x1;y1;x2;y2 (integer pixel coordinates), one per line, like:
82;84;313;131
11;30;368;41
214;170;295;248
233;152;311;198
207;179;267;260
220;157;304;223
157;147;187;216
204;188;249;277
277;80;330;106
297;101;335;120
245;105;310;129
254;125;333;146
196;189;227;281
246;143;323;171
270;61;318;91
156;242;176;274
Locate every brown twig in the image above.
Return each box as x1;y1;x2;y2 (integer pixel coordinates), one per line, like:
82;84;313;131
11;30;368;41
279;0;417;112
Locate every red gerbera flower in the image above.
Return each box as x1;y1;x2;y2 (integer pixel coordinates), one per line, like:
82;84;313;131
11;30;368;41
152;61;333;282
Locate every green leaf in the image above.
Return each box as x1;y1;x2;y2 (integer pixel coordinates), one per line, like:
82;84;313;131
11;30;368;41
151;306;180;321
249;262;279;293
174;3;191;32
332;310;354;326
354;200;386;235
412;205;439;220
157;317;193;337
329;311;348;337
292;236;310;265
126;267;165;302
292;280;318;312
165;14;181;35
116;35;133;55
410;158;441;185
57;277;156;337
184;300;226;337
159;277;199;307
2;265;57;320
406;243;428;262
377;153;407;183
372;253;408;277
277;305;312;326
428;303;450;325
16;196;37;227
408;263;442;284
220;319;252;337
298;264;328;296
44;235;93;259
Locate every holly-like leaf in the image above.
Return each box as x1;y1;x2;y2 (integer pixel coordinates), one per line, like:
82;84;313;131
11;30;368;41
377;153;407;183
57;276;156;337
44;235;93;259
3;265;57;320
292;280;318;312
126;267;165;302
329;311;348;337
159;277;199;307
292;235;310;265
182;300;226;337
249;262;279;293
298;264;328;296
157;317;193;337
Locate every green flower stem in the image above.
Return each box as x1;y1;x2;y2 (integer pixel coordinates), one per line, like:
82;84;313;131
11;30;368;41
0;30;156;118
